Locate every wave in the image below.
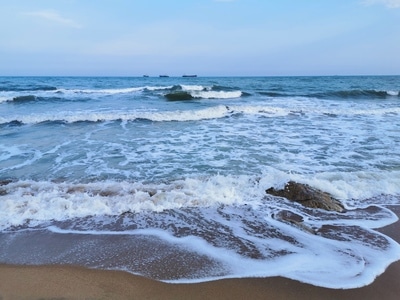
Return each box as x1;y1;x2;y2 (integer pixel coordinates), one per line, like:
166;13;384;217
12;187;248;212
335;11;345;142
311;89;400;99
1;171;399;231
0;176;255;228
258;91;288;97
0;104;302;125
165;90;243;100
1;104;399;125
0;85;174;103
0;85;57;92
10;95;72;104
1;83;245;103
1;175;399;288
165;84;244;100
259;89;400;99
10;95;37;103
58;86;171;95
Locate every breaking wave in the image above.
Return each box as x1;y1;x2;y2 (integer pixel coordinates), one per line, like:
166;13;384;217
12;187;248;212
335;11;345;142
1;176;399;288
1;83;247;103
165;84;244;100
1;104;399;126
259;89;400;99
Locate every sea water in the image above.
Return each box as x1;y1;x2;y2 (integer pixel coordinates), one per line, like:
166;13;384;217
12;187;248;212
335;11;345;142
0;75;399;288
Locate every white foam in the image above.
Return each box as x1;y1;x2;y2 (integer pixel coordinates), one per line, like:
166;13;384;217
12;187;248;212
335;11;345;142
2;100;400;125
1;173;400;289
78;87;143;94
192;90;242;99
180;84;205;91
0;176;258;230
0;105;291;125
0;85;174;103
1;169;399;231
0;105;232;124
0;96;9;103
386;90;399;96
166;84;243;99
45;208;400;289
0;91;21;103
0;144;25;161
231;105;289;116
145;85;174;91
259;169;400;206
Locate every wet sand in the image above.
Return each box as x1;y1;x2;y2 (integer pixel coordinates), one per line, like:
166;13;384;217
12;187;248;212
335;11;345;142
1;205;399;300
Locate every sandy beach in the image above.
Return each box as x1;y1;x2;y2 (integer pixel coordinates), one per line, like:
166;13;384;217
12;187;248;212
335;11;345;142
1;205;399;300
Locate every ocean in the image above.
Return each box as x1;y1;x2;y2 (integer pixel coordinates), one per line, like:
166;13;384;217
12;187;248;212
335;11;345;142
0;75;399;288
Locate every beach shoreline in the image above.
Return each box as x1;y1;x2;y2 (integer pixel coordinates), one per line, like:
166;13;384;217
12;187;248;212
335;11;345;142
1;205;399;300
1;262;399;299
2;75;400;299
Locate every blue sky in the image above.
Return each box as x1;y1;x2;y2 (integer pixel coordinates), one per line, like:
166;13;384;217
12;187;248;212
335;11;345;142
1;0;399;76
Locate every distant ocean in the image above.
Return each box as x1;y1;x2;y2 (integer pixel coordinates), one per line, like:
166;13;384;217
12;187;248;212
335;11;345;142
1;75;399;288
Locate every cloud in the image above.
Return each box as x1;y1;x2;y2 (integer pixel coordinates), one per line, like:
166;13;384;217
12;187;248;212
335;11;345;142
362;0;400;8
22;10;82;28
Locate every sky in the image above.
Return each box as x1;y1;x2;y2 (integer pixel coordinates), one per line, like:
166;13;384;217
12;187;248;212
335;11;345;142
0;0;399;76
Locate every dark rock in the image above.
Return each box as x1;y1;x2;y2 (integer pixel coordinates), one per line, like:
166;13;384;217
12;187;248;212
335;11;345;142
165;91;194;101
273;210;317;234
0;179;13;186
266;181;345;212
0;180;12;196
12;95;37;102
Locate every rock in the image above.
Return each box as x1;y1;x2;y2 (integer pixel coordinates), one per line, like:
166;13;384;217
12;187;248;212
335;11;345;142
165;91;194;101
273;210;317;234
0;180;12;196
266;181;345;212
0;179;12;186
